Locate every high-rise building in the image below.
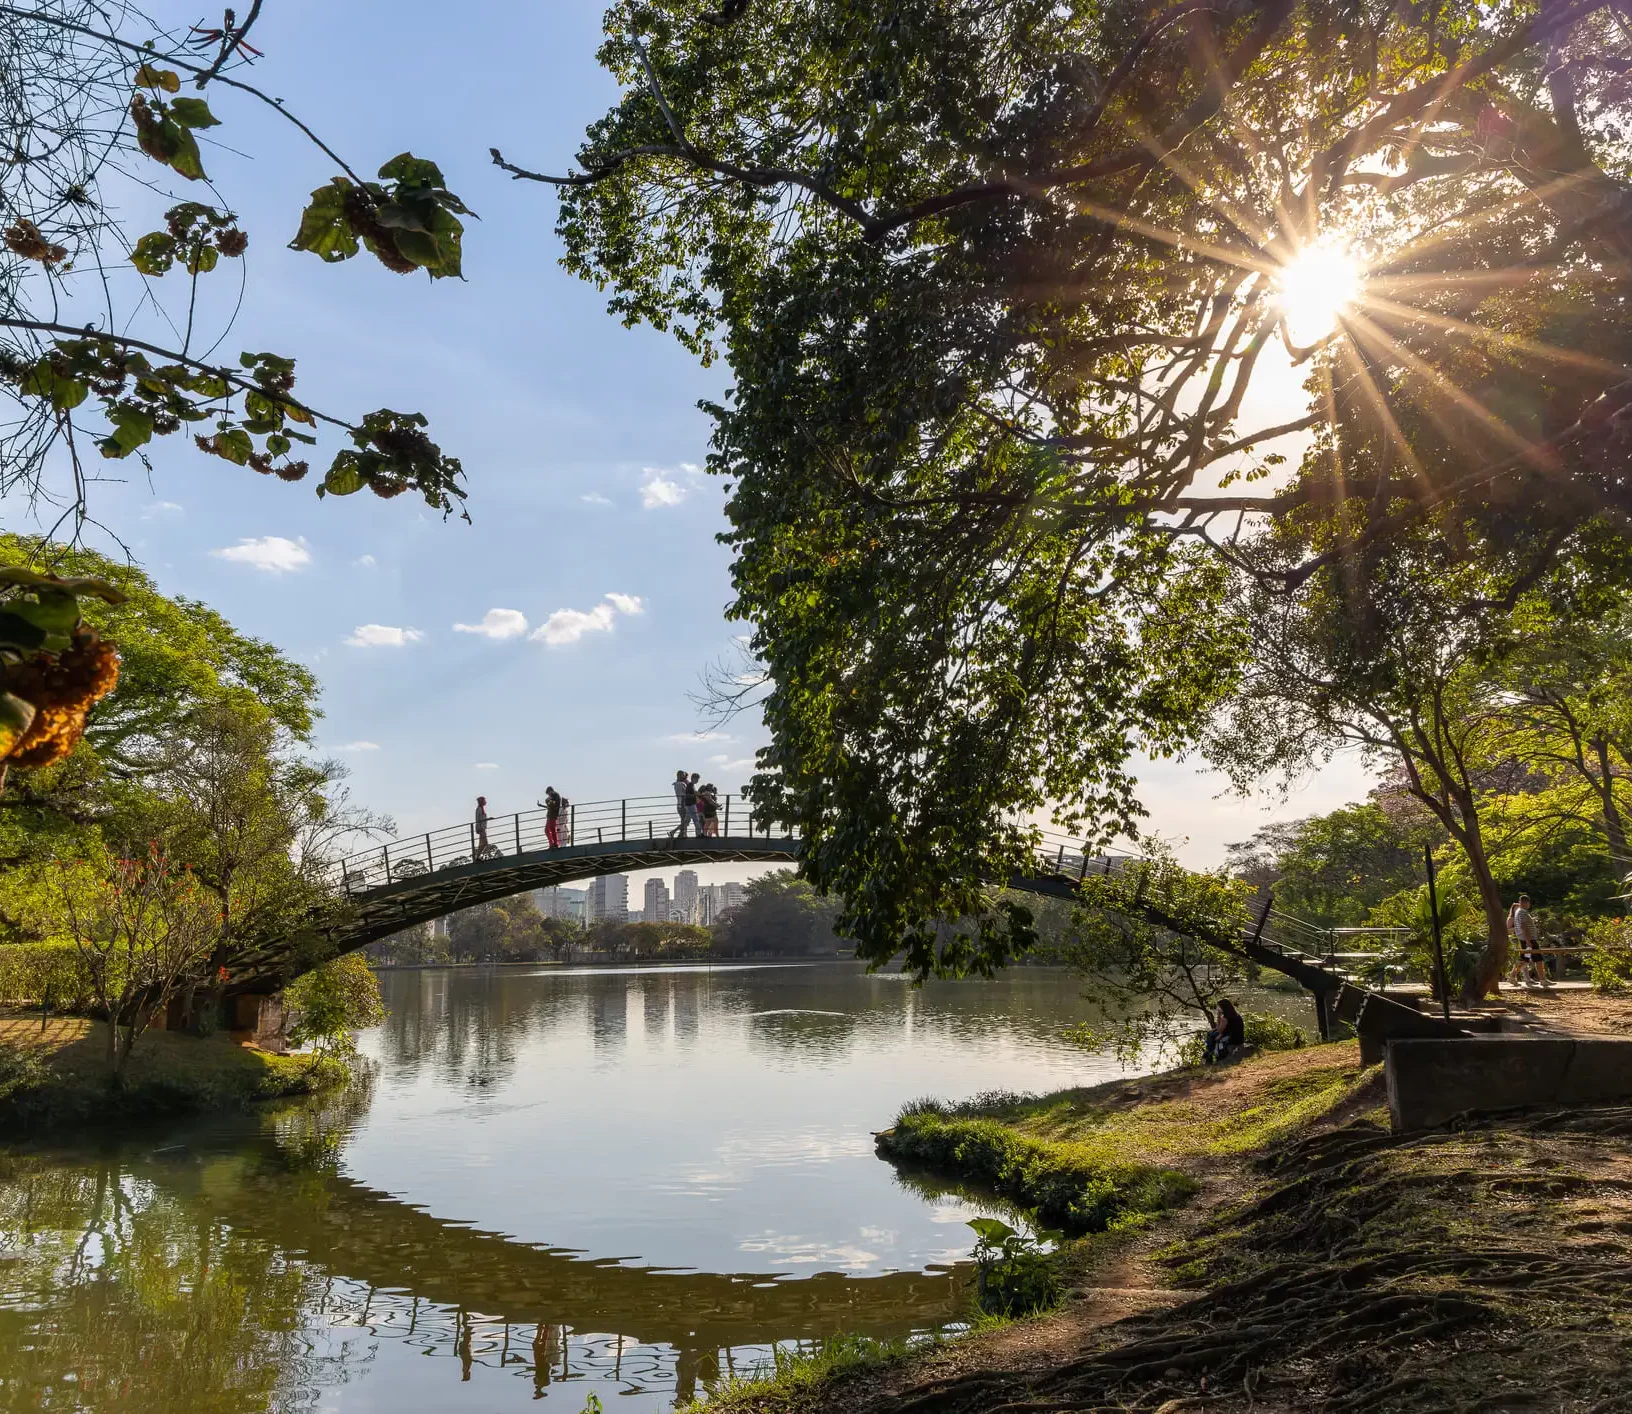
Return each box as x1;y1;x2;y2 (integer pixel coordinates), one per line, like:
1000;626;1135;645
697;883;721;927
586;873;628;923
673;870;700;923
535;886;587;922
719;881;745;916
643;877;670;923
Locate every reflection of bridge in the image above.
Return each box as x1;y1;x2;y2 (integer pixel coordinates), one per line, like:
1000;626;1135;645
139;1123;967;1359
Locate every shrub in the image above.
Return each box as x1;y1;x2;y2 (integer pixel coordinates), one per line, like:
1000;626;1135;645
880;1110;1195;1234
1585;917;1632;995
285;953;385;1054
1176;1010;1308;1067
1243;1012;1307;1052
968;1217;1061;1317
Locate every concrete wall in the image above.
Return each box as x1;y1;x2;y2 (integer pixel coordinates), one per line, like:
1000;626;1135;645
1387;1036;1632;1131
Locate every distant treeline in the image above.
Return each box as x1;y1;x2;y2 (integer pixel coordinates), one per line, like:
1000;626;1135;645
369;870;851;966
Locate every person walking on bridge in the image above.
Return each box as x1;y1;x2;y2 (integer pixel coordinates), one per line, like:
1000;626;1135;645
669;769;692;838
540;786;563;849
474;796;491;856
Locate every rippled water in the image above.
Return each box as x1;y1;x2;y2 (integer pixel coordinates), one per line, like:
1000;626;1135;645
0;961;1201;1413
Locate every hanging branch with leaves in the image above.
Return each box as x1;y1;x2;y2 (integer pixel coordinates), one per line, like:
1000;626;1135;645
0;3;474;524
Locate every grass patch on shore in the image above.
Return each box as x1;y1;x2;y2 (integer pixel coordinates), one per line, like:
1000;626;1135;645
685;1335;922;1414
881;1109;1197;1235
0;1013;346;1130
877;1044;1373;1236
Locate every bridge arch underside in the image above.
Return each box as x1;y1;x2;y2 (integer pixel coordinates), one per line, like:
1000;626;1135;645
230;838;804;993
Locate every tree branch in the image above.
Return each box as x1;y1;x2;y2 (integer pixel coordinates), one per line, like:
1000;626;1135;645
0;317;351;432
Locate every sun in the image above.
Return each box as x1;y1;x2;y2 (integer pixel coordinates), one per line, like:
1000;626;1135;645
1275;242;1362;347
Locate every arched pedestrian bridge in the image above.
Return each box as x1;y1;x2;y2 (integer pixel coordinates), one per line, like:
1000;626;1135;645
227;794;1458;1051
227;795;803;993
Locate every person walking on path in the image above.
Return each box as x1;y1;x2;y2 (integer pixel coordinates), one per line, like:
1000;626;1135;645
685;772;701;836
540;786;563;849
1511;894;1548;986
669;769;692;838
698;782;719;837
475;796;491;856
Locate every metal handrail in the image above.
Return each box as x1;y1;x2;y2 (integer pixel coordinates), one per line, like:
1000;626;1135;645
320;794;795;897
320;803;1339;960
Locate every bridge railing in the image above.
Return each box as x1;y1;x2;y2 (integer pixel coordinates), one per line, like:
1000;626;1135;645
319;793;796;897
320;808;1342;970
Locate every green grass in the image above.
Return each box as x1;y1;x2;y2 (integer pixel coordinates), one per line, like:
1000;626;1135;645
0;1013;348;1130
975;1047;1373;1160
681;1334;922;1414
880;1109;1198;1235
879;1045;1376;1234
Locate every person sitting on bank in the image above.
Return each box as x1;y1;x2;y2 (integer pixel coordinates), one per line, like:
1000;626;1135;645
1204;998;1246;1064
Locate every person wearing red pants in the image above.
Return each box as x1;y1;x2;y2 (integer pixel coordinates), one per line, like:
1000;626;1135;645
540;785;563;848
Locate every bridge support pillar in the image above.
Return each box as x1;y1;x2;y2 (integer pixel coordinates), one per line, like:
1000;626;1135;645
229;993;291;1053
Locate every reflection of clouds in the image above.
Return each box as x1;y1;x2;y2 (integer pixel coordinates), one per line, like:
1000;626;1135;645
738;1233;886;1270
714;1130;874;1168
656;1129;872;1200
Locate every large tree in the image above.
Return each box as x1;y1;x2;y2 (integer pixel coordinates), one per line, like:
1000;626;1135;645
518;0;1632;970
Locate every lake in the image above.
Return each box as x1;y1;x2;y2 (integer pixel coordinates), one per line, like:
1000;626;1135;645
0;961;1270;1413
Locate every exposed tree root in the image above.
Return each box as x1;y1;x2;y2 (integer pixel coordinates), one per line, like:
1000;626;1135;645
870;1108;1632;1414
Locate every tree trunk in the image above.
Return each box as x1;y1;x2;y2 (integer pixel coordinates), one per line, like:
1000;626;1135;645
1460;820;1509;1003
1594;737;1628;862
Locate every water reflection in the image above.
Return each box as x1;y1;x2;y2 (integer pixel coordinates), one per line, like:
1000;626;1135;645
0;962;1253;1413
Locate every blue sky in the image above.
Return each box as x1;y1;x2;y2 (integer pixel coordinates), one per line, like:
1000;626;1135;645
12;0;1370;874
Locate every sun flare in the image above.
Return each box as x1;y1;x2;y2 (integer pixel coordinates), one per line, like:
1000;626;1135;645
1276;243;1362;347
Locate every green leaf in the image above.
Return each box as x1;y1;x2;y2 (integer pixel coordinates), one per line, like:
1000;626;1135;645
289;180;360;263
133;64;181;92
320;456;366;497
7;591;80;649
169;97;221;129
185;241;220;276
0;692;36;756
19;360;88;411
967;1217;1016;1243
130;231;177;276
378;152;447;188
0;610;47;652
197;427;254;465
99;405;156;459
390;204;464;279
266;434;291;457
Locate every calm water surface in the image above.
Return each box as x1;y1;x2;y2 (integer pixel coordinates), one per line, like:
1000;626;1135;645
0;962;1199;1413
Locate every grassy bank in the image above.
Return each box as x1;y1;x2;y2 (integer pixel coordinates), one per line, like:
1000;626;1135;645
714;1035;1632;1413
0;1012;347;1131
876;1045;1374;1234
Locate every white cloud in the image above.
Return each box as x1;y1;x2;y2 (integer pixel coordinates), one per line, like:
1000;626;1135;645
355;554;377;568
640;471;685;509
530;593;642;647
664;731;733;744
340;740;380;752
346;624;424;648
454;608;529;640
142;500;183;520
581;492;613;506
211;535;311;573
532;603;616;646
474;761;499;770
